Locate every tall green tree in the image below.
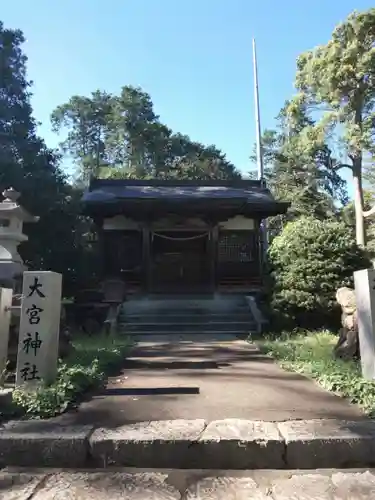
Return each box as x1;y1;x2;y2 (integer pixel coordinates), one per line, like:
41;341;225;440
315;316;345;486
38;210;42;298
286;8;375;246
52;86;240;181
51;91;114;183
0;23;65;197
250;102;348;237
0;21;95;295
108;86;162;177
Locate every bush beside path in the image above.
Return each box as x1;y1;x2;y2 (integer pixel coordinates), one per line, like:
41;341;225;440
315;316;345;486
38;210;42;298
7;334;133;419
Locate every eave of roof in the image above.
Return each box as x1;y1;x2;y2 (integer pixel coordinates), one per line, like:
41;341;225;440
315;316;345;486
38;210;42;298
81;179;290;218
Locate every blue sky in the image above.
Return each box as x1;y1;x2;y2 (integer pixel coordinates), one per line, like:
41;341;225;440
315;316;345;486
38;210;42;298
2;0;374;184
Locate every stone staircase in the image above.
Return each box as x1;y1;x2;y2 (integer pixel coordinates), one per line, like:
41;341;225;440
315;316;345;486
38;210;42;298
117;294;258;337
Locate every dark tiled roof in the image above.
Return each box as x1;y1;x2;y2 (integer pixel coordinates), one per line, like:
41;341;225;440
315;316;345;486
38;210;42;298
81;179;290;216
82;184;274;204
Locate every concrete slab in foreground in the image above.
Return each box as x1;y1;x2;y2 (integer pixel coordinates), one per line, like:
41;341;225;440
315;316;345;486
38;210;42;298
278;418;375;469
89;418;375;469
3;468;375;499
0;419;94;468
90;419;207;468
2;417;375;469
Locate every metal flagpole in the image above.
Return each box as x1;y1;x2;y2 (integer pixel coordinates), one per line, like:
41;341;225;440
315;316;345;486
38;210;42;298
252;38;264;181
252;38;268;258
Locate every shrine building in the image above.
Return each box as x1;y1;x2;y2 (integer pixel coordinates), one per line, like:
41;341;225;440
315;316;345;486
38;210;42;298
81;178;289;296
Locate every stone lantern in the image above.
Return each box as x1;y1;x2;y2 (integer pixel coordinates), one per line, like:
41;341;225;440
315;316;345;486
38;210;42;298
0;188;39;290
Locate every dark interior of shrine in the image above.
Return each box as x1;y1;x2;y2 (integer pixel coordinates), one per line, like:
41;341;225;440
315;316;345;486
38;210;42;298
151;231;210;291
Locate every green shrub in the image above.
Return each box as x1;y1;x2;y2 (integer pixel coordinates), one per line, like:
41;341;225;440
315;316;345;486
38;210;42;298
260;331;375;416
268;217;371;329
11;334;132;419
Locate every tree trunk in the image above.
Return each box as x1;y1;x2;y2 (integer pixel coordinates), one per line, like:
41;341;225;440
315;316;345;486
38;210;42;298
352;159;366;247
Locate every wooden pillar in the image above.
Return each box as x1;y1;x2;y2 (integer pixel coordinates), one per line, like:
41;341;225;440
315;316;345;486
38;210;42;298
256;220;263;283
209;225;218;292
142;223;151;293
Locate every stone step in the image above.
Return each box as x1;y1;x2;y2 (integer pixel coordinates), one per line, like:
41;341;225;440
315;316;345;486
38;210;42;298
120;298;251;313
2;418;375;470
123;296;249;304
118;329;254;336
120;307;251;316
121;306;251;315
120;322;256;333
119;314;255;323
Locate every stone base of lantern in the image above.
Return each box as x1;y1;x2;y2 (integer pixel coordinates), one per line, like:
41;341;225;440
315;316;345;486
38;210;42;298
0;261;25;290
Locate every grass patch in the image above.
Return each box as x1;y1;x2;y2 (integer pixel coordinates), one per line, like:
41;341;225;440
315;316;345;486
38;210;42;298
11;333;133;419
259;330;375;417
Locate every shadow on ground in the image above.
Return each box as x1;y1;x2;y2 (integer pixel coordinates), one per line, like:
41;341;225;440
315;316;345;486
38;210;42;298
60;334;366;428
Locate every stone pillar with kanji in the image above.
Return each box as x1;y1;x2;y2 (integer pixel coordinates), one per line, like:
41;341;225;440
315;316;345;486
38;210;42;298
16;271;62;386
354;268;375;380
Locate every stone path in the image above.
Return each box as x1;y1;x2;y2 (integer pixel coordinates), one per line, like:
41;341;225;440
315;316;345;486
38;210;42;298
62;334;364;427
1;335;371;473
3;468;375;499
